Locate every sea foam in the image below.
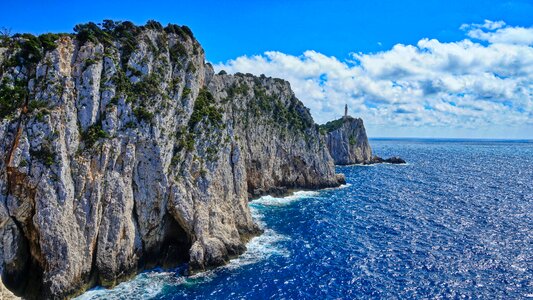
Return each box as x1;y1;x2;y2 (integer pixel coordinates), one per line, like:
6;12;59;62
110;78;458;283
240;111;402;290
251;190;320;206
76;195;293;299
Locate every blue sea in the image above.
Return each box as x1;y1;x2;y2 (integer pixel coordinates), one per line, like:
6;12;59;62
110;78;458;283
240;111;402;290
78;139;533;299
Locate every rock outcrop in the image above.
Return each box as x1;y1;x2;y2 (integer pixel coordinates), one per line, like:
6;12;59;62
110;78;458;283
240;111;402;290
369;156;406;164
321;116;372;165
320;116;405;165
0;21;343;298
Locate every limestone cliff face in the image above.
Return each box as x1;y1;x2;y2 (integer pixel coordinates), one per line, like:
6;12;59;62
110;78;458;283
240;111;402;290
321;116;373;165
0;21;342;298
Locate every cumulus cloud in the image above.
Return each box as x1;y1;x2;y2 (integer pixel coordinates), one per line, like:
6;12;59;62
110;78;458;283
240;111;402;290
462;20;533;45
214;21;533;138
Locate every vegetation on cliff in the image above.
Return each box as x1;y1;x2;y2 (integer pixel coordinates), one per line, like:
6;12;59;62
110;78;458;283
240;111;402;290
319;117;351;134
0;20;342;299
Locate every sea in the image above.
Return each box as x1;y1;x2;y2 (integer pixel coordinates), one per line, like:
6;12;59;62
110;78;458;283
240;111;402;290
77;139;533;299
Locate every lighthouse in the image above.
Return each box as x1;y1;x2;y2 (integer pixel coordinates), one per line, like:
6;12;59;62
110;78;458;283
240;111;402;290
344;104;348;119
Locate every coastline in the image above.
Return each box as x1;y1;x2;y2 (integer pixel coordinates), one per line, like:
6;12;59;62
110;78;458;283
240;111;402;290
76;184;349;299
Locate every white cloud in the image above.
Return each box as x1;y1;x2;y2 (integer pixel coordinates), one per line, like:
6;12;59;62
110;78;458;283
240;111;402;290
462;20;533;45
214;21;533;138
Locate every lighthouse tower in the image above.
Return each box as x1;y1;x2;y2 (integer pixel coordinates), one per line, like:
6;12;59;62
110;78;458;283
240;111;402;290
344;104;348;119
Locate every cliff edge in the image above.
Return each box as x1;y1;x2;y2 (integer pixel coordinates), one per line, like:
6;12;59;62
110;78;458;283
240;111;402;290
320;116;372;165
320;115;406;165
0;21;343;298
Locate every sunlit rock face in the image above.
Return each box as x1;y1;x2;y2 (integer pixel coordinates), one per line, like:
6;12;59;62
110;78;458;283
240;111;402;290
0;21;342;298
322;116;373;165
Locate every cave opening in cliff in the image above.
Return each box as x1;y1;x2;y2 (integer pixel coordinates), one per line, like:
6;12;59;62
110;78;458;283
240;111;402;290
141;213;191;270
2;219;44;299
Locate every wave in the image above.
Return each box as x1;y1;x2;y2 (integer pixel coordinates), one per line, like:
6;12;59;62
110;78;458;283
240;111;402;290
75;269;182;300
322;183;352;191
250;190;320;206
76;204;289;300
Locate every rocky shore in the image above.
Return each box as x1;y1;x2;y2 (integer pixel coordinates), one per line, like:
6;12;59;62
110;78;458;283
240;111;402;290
367;156;406;164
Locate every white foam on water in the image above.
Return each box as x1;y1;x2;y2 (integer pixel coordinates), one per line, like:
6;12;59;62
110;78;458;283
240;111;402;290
75;269;182;300
323;183;352;191
227;217;289;270
347;163;376;167
251;190;320;206
77;202;289;299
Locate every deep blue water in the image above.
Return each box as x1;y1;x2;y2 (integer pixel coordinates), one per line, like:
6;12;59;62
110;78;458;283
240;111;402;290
79;139;533;299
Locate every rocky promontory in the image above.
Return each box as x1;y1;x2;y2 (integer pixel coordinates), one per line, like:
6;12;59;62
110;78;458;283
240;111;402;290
320;116;373;165
0;20;343;298
320;113;405;165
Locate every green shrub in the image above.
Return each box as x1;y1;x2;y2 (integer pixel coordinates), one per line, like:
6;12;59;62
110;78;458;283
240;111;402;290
188;88;222;129
73;22;112;45
319;118;345;134
171;154;180;166
11;33;43;66
124;121;136;129
181;87;191;99
169;42;187;61
145;20;163;31
30;147;55;166
76;20;140;68
38;33;60;51
112;70;133;100
110;96;119;105
19;159;28;167
101;20;119;32
127;66;143;77
185;133;195;151
349;135;356;146
132;73;160;100
176;130;195;152
82;123;108;148
113;22;141;68
181;26;194;39
84;58;98;69
164;24;184;38
206;145;218;162
0;78;27;119
133;107;154;122
28;99;48;111
227;83;249;98
249;87;312;132
35;110;49;122
186;62;196;74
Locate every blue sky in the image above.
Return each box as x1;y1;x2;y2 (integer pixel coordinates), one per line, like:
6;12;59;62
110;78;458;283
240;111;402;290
2;0;532;62
1;0;532;138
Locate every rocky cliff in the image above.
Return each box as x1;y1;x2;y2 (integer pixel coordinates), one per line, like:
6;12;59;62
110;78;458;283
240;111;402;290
320;116;373;165
320;116;406;165
0;21;343;298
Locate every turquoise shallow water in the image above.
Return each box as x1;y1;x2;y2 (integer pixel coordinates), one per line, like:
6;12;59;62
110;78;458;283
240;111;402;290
78;139;533;299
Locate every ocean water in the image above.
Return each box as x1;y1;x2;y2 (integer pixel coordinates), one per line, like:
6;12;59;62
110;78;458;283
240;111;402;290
78;139;533;299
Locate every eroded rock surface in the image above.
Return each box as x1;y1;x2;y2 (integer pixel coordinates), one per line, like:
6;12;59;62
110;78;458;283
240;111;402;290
0;21;343;298
321;116;406;165
321;116;373;165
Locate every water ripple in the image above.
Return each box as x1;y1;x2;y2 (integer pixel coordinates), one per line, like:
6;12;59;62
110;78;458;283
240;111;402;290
78;140;533;299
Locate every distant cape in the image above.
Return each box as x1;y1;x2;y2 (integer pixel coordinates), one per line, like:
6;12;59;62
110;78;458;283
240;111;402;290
320;115;405;165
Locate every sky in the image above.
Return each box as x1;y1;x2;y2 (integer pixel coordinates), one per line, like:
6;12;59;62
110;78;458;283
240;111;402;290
1;0;532;139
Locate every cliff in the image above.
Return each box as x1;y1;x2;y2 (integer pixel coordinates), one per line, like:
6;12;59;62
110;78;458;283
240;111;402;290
0;21;343;298
320;116;406;165
320;116;373;165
